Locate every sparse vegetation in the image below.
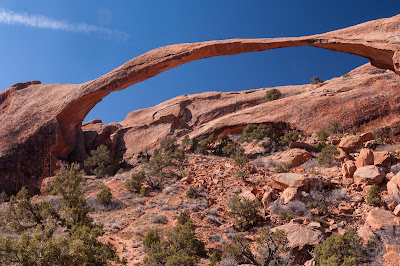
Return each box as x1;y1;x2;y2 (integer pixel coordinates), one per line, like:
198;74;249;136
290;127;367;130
84;144;115;177
97;187;113;206
366;185;381;206
0;191;8;203
227;196;263;231
125;171;146;193
222;228;289;265
373;126;393;144
209;251;221;266
264;88;281;102
279;130;300;146
275;161;293;173
316;129;330;145
318;145;339;166
314;228;365;266
241;124;271;143
327;120;343;135
311;76;324;84
186;186;197;198
143;218;206;265
0;164;123;265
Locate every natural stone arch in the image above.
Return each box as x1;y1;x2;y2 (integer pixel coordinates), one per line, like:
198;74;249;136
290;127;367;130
0;14;399;195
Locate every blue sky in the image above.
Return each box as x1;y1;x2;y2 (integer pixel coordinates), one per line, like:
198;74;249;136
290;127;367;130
0;1;399;123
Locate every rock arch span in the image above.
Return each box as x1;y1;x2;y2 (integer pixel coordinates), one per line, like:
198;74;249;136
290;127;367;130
0;14;400;195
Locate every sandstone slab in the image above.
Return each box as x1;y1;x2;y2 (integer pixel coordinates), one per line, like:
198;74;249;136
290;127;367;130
353;165;385;185
365;208;396;231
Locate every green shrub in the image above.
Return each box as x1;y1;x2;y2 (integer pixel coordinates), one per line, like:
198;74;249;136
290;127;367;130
280;130;300;146
1;165;122;265
241;124;271;142
327;120;343;135
373;126;393;143
177;210;190;225
84;144;114;177
314;228;365;266
318;145;339;166
144;219;205;265
311;76;323;84
186;186;197;198
233;149;249;169
143;229;160;248
125;171;146;193
307;199;329;216
209;251;221;266
0;191;8;203
222;228;289;265
274;161;293;173
278;210;295;222
227;196;263;231
316;129;330;144
264;88;281;102
140;186;149;196
342;73;350;78
96;187;112;206
366;185;381;206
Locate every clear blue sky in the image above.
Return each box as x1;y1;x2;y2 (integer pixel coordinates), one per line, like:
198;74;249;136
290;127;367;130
0;0;399;123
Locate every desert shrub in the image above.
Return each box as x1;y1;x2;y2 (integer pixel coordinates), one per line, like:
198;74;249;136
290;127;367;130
143;229;160;248
227;196;263;231
144;219;206;265
373;126;393;144
366;185;381;206
177;210;190;225
125;171;146;193
222;228;289;265
274;161;293;173
0;165;123;265
314;228;365;266
233;149;249;169
318;145;339;166
153;215;168;224
342;73;350;78
316;129;330;144
0;191;8;203
279;130;300;146
96;187;112;206
311;76;323;84
241;124;271;143
209;251;221;266
84;144;114;177
199;134;215;153
279;210;295;222
264;88;281;102
186;186;197;198
140;186;149;196
327;120;343;135
214;135;235;156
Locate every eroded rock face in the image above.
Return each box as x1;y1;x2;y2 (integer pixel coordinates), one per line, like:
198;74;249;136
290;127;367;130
1;14;400;195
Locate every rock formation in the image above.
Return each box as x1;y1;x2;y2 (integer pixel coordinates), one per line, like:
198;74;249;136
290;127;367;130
1;14;400;195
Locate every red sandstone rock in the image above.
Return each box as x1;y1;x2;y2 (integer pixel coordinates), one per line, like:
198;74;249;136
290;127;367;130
355;148;374;168
353;165;385;185
365;208;396;230
342;160;357;179
374;151;392;168
1;15;400;195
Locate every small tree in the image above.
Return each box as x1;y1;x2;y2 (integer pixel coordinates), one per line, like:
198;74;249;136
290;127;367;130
318;145;339;166
97;187;112;206
279;130;300;146
222;228;289;266
366;185;381;206
125;171;146;193
227;196;263;231
144;219;205;265
84;145;114;177
0;164;123;265
311;76;323;84
314;228;365;266
265;89;281;102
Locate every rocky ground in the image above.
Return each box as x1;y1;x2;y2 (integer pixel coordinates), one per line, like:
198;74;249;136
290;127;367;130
13;129;399;265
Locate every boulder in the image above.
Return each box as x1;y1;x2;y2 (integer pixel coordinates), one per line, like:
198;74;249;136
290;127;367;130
355;148;374;168
353;165;385;185
365;208;396;230
357;225;375;244
342;160;356;179
387;172;400;197
261;187;277;209
338;132;374;153
281;187;300;204
239;190;258;201
268;173;328;192
374;151;392;168
272;224;323;249
270;148;312;168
